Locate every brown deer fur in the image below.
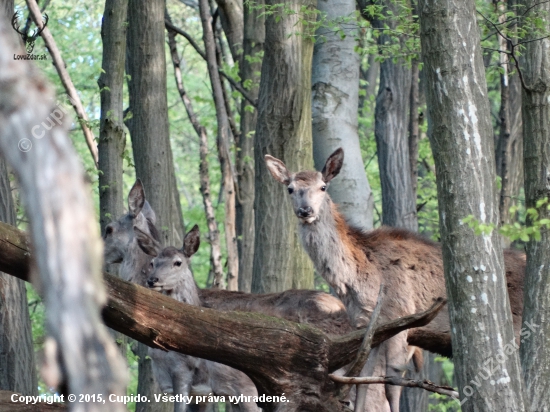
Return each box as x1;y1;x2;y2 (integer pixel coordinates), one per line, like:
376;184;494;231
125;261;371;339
265;148;526;411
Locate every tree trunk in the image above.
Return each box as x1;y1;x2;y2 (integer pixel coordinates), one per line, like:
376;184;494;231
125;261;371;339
0;1;37;397
519;1;550;410
214;0;243;63
408;60;420;203
252;0;316;293
373;1;416;231
497;0;523;234
236;0;264;292
419;1;527;411
0;20;126;409
0;221;446;412
199;0;239;290
127;0;184;248
311;0;374;230
126;1;183;409
98;0;129;360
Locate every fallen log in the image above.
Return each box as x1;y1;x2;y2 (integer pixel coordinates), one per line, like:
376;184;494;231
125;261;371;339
0;221;445;411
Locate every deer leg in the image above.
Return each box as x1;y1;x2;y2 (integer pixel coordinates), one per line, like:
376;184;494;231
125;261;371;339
384;333;410;412
358;345;391;412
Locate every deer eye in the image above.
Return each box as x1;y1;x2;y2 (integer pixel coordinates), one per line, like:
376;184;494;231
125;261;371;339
321;185;327;191
105;226;113;236
174;261;182;267
288;187;294;194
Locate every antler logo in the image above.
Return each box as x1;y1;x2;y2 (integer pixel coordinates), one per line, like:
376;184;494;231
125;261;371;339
11;11;48;54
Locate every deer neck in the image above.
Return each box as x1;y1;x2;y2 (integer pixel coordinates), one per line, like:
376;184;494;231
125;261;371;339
167;274;202;307
298;197;367;301
120;240;152;287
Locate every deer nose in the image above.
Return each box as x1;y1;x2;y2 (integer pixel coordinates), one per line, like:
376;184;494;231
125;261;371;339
147;278;158;287
298;207;313;217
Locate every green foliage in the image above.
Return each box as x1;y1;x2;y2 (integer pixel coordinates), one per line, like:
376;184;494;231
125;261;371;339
462;197;550;243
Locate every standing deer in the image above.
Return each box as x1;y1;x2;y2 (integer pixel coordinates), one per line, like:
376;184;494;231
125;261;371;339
265;148;526;412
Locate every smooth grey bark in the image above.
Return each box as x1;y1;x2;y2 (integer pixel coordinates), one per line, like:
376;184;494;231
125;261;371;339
519;1;550;410
0;1;37;397
215;0;243;63
252;0;316;293
0;18;126;409
419;1;527;411
236;0;264;292
312;0;373;230
126;1;183;409
372;1;417;231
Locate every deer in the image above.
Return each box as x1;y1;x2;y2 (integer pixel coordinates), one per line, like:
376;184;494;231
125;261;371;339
11;11;49;54
265;148;526;412
104;179;423;411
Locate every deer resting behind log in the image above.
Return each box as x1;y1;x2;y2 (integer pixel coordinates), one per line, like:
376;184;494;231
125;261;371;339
265;148;525;412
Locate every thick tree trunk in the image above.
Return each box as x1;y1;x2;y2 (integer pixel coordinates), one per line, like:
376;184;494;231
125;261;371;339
199;0;239;290
126;1;183;409
408;60;420;203
0;1;37;397
311;0;373;230
419;1;527;411
0;220;446;412
519;1;550;410
236;0;264;292
98;0;129;359
127;0;184;248
0;20;126;410
252;0;316;293
373;2;416;231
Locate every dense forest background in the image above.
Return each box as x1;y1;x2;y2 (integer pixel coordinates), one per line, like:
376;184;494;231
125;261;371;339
1;0;546;410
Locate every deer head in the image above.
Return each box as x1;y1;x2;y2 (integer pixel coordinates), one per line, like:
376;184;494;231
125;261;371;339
103;179;158;265
265;148;344;224
137;225;200;299
11;11;48;54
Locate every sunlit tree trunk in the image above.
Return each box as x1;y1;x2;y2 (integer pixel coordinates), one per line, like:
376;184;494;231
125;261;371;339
311;0;373;230
252;0;316;293
519;1;550;410
419;1;527;410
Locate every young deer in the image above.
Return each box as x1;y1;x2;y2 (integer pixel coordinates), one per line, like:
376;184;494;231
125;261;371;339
265;148;526;412
139;225;261;412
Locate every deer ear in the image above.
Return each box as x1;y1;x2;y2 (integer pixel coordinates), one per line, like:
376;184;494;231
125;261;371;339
134;226;161;257
321;148;344;183
265;155;291;185
182;225;200;258
128;179;145;216
141;200;156;224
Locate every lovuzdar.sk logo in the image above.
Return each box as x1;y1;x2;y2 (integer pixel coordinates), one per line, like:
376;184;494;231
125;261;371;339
11;11;48;59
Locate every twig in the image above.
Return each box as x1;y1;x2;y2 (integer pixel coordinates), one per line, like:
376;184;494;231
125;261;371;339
26;0;98;166
329;375;459;399
165;20;257;107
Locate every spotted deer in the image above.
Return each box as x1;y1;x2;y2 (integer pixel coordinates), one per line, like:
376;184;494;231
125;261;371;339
265;148;526;412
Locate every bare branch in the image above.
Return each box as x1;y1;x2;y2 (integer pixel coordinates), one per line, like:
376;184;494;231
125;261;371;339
165;19;257;107
26;0;99;166
329;375;459;399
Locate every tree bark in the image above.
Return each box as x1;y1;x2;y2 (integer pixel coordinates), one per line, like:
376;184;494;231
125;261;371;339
519;1;550;410
0;1;37;397
199;0;239;290
311;0;374;230
126;1;183;409
419;1;527;410
98;0;129;359
408;59;420;204
372;1;417;231
0;19;126;410
236;0;264;292
0;220;446;412
252;0;316;293
214;0;243;63
127;0;184;248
